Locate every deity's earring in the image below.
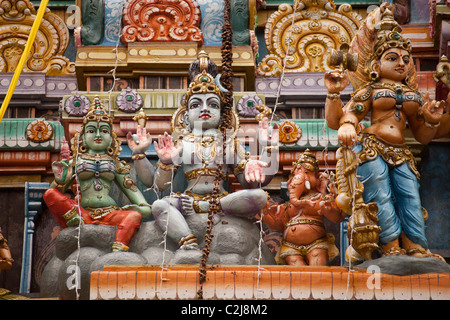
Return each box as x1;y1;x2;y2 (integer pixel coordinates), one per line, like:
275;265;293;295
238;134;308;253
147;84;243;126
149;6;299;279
369;70;379;81
369;62;380;81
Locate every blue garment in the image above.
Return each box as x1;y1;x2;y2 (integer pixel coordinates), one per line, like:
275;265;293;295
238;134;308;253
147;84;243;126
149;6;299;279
354;143;428;249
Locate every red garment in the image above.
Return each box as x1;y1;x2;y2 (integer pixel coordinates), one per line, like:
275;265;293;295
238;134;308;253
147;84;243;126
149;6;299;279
43;188;142;245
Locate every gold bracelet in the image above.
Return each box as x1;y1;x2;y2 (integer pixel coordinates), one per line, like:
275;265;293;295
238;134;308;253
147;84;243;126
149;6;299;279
131;153;146;160
327;93;340;101
424;120;440;129
233;159;248;175
157;161;177;171
339;119;357;128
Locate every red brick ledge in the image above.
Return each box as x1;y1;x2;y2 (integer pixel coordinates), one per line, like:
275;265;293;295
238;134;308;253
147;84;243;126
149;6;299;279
90;265;450;300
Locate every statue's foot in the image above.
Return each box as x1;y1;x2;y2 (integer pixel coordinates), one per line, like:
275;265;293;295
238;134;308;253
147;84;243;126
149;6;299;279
178;234;200;250
406;247;446;262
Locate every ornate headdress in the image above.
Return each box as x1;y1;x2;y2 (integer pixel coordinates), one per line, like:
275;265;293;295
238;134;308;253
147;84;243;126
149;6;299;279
183;51;226;105
71;97;122;159
291;149;319;173
347;3;417;91
171;51;238;139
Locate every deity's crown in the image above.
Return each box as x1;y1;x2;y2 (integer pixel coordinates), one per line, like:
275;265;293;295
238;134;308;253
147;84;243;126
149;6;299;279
83;96;113;127
184;51;225;105
292;149;319;173
371;4;411;60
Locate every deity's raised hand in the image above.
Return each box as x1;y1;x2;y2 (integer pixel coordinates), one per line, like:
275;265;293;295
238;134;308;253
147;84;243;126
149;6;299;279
126;125;152;155
154;132;182;165
258;117;279;148
52;159;73;185
245;160;269;184
324;70;349;93
421;91;445;126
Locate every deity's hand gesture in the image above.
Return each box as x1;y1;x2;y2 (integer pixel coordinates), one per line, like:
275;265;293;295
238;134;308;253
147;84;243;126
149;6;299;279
154;132;182;165
126;125;152;155
324;70;349;94
421;91;445;126
258;117;279;150
52;159;73;186
245;159;269;184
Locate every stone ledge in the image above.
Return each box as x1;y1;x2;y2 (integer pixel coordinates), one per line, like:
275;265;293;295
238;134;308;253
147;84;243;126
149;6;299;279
90;265;450;300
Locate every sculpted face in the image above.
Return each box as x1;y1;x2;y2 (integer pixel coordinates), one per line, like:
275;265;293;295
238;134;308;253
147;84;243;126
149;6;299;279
294;165;319;191
84;121;112;153
186;93;221;132
377;48;411;82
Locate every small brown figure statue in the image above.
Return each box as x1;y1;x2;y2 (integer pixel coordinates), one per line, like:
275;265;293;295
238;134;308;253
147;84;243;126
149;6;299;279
262;150;346;266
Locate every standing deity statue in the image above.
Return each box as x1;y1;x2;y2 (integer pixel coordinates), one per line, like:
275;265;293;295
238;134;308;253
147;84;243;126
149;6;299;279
127;51;279;250
43;98;152;252
262;150;345;266
324;3;445;261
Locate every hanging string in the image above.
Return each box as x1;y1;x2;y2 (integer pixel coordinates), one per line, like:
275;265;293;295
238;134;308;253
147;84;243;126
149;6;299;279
107;0;126;115
158;166;176;299
270;1;299;122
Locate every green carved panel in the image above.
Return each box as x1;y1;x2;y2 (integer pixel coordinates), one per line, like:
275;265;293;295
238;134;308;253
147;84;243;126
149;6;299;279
80;0;105;46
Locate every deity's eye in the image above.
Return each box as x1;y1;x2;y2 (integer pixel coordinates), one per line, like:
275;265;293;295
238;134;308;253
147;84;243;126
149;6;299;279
86;128;95;134
209;102;219;109
189;102;200;109
403;57;410;64
102;129;110;134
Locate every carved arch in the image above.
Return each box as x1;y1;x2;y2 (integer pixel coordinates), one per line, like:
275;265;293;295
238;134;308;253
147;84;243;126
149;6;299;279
257;0;362;76
121;0;203;45
0;0;75;75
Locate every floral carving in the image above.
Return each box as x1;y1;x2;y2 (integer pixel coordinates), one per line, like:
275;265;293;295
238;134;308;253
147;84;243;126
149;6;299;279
257;0;362;76
26;119;53;143
116;88;143;113
121;0;203;45
64;94;91;116
0;0;75;75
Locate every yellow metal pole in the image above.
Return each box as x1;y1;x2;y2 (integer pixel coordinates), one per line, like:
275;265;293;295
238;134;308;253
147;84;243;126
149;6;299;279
0;0;50;123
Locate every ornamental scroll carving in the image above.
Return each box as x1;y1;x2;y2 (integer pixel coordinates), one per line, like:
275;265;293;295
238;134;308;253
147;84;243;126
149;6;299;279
257;0;362;76
121;0;203;45
0;0;75;75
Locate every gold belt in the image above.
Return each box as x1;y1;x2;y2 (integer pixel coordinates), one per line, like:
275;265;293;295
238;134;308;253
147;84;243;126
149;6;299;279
281;237;329;256
357;133;419;178
184;167;226;181
285;218;325;228
87;205;120;219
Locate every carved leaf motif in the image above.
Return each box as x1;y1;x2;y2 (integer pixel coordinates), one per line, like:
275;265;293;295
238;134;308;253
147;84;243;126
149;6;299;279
257;1;362;75
0;0;74;75
121;0;203;45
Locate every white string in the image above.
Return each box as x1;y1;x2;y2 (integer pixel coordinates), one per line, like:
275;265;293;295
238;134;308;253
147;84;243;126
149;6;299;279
345;162;359;300
270;1;299;122
107;0;126;115
158;166;176;299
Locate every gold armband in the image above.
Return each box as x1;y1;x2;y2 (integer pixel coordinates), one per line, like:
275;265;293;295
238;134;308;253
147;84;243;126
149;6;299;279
131;153;146;160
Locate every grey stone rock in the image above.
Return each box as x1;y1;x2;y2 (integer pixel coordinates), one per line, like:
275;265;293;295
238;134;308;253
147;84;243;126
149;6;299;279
356;255;450;275
58;247;105;300
39;256;64;298
41;214;276;299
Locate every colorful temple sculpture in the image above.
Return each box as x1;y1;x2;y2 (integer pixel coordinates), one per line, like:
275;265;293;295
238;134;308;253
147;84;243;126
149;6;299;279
0;0;449;301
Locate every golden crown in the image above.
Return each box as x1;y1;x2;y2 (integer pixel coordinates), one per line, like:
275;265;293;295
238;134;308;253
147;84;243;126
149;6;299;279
184;51;225;105
371;4;411;60
292;149;319;173
82;96;113;126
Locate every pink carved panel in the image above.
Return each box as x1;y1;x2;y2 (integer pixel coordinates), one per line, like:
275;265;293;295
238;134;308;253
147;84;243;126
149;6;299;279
121;0;203;45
